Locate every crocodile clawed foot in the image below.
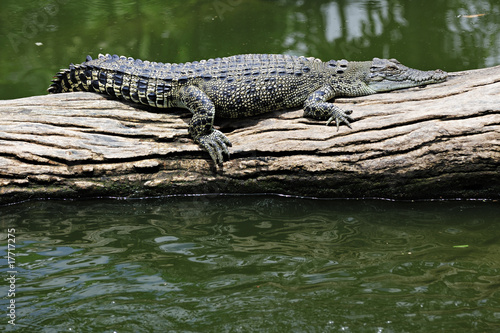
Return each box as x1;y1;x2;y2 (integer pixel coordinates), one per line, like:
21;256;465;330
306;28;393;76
326;108;353;131
195;129;232;166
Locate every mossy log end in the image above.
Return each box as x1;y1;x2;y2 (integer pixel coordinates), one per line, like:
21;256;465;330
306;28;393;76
0;66;499;204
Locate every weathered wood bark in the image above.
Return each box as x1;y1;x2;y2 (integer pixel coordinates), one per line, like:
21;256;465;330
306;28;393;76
0;66;499;204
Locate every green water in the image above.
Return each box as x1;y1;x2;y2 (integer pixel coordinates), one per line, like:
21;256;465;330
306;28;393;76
1;0;499;99
1;197;500;332
1;0;500;331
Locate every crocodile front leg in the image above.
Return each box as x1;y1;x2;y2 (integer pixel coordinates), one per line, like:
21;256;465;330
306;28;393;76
179;85;232;165
303;86;353;130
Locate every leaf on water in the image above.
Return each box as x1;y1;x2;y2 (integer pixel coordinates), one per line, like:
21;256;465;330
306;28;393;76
453;245;469;248
459;14;486;18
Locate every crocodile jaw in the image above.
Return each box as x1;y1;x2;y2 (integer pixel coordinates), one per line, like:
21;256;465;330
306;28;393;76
366;58;448;93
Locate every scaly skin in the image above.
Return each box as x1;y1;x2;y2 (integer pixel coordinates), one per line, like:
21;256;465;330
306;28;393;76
48;54;448;165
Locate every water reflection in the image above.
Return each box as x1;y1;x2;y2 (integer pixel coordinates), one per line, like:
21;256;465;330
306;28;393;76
1;197;499;331
1;0;499;99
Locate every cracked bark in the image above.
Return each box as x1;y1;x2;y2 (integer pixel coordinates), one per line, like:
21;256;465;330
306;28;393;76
0;66;499;204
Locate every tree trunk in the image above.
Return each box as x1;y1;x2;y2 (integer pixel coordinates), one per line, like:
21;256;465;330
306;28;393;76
0;66;499;204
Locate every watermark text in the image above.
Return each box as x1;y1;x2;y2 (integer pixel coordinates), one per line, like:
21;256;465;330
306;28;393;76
6;228;17;326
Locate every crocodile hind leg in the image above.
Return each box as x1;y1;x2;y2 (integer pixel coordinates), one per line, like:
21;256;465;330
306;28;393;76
179;85;232;165
303;86;353;130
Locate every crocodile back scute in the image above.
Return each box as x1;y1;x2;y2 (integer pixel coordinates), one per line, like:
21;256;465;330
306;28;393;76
48;53;329;115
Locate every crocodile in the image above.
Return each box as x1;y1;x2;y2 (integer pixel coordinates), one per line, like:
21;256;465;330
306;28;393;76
48;54;447;165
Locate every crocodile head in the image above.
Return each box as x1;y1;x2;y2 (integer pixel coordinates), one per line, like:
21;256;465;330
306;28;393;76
365;58;448;93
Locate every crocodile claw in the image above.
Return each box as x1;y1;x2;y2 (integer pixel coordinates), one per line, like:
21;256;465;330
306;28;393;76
326;108;353;131
195;129;232;165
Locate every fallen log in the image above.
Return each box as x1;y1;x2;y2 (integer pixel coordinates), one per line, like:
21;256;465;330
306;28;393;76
0;66;499;204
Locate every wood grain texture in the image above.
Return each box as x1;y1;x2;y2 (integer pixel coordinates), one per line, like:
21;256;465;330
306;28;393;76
0;66;498;204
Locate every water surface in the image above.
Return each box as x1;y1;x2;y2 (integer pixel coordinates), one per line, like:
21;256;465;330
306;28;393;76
1;197;499;332
1;0;499;99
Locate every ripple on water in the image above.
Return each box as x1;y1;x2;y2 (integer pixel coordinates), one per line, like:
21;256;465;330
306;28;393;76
1;197;499;332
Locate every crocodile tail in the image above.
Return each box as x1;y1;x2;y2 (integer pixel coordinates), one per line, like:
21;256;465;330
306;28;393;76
48;63;79;94
47;70;67;93
47;55;95;94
